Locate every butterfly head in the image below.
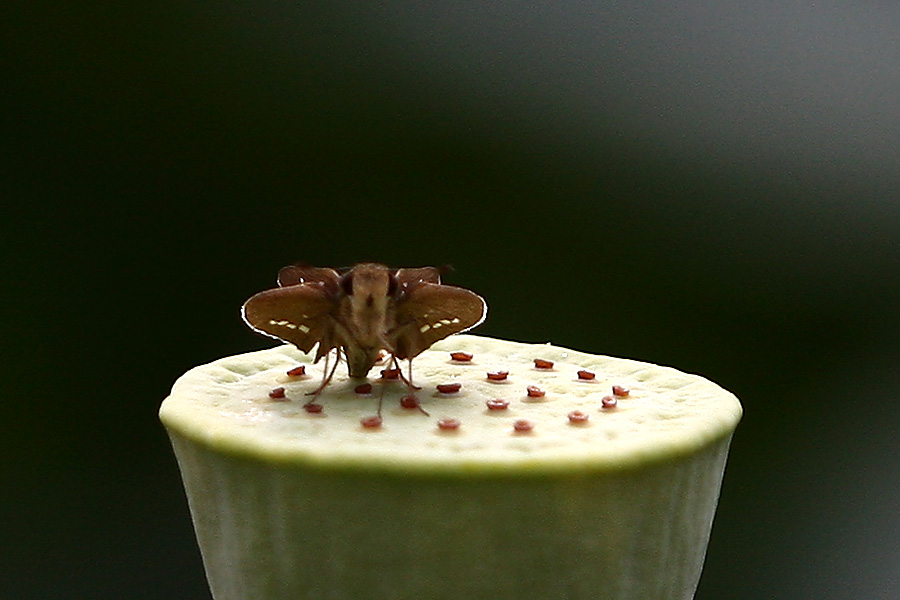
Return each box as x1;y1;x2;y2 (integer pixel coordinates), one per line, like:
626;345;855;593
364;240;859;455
340;263;398;338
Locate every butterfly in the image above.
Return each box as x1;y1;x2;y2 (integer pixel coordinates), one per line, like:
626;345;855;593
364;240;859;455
242;263;487;395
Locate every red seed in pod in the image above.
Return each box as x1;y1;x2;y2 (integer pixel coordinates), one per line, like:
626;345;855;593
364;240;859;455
513;419;534;432
577;369;596;381
437;382;462;394
533;358;554;369
486;399;510;410
601;395;618;409
354;383;373;394
360;415;383;428
268;387;286;399
612;384;630;397
286;365;306;377
568;410;590;424
437;418;461;431
381;368;401;380
487;370;509;381
400;394;420;409
303;403;324;414
526;385;546;398
400;394;430;416
450;351;474;362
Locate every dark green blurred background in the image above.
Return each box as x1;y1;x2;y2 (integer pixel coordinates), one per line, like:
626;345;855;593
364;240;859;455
3;2;898;598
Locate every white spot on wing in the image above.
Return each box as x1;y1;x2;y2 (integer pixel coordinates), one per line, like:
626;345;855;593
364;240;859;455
267;319;307;332
420;324;431;333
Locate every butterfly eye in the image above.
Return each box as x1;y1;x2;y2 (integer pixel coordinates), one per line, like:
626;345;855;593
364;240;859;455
340;272;354;295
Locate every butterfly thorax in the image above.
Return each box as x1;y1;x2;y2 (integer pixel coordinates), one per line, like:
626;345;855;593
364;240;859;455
337;264;398;378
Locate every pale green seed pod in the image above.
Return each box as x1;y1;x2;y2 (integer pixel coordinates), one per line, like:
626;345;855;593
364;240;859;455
160;335;741;600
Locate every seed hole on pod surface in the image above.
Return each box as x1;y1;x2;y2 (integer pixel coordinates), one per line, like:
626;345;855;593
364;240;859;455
380;368;400;380
567;410;590;424
286;366;306;377
360;415;383;429
436;382;461;394
450;351;473;362
486;370;509;381
486;399;510;411
399;395;430;416
533;358;554;370
512;419;534;433
437;418;461;431
354;383;373;395
400;395;420;409
525;385;545;398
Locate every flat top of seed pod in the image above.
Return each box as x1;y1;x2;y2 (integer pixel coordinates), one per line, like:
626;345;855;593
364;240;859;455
159;335;742;475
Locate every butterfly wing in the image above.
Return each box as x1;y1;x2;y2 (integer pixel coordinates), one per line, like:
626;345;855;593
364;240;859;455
394;266;443;286
242;283;339;357
389;282;487;360
277;264;341;292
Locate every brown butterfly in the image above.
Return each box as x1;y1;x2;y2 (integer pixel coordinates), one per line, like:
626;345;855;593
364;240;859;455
242;263;487;395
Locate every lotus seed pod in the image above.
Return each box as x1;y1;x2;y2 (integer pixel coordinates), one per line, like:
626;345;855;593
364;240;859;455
160;334;741;600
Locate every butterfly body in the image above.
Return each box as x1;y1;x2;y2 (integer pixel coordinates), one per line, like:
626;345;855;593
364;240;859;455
242;263;487;384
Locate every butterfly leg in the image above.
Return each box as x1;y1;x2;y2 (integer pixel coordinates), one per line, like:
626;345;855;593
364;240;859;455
376;385;385;418
390;354;421;391
306;347;341;398
387;357;429;416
